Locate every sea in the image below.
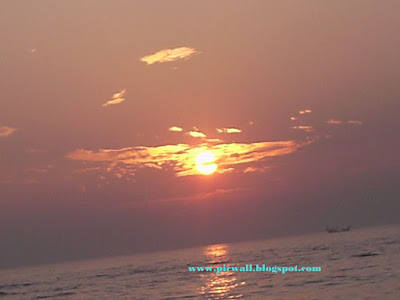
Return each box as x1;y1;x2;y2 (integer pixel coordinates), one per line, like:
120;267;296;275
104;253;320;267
0;224;399;299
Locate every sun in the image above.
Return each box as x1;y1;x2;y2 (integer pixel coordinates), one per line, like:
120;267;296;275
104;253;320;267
196;151;217;175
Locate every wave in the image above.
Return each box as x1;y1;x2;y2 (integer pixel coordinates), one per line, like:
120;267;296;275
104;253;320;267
351;252;380;258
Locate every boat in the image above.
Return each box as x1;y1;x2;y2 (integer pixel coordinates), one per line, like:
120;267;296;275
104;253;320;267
325;225;351;233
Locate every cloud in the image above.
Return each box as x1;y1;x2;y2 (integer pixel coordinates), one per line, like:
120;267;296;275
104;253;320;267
326;119;363;125
0;126;17;137
102;89;126;107
168;126;183;132
204;138;223;143
216;127;242;134
291;109;311;121
73;167;101;174
299;109;312;114
187;131;206;138
326;119;343;125
24;168;49;174
347;120;363;125
244;166;269;173
292;125;314;132
27;148;47;154
140;47;197;65
66;139;303;178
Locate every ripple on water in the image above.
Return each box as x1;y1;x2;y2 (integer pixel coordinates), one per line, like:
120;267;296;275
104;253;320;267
351;252;380;258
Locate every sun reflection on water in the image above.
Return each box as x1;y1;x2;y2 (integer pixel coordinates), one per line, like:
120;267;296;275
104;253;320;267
198;244;243;299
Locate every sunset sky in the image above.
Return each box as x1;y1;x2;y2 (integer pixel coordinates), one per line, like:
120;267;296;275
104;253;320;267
1;0;399;268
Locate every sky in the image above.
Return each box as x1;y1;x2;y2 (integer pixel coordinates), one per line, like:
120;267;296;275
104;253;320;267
0;0;399;269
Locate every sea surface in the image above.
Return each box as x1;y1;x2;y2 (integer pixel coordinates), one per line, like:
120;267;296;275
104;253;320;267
0;225;399;299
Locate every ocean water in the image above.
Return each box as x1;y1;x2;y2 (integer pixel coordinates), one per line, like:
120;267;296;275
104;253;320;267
0;225;399;300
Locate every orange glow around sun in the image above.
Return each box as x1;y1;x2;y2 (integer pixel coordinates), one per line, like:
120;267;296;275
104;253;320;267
196;151;217;175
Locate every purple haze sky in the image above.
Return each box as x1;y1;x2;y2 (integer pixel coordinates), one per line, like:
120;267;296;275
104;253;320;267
0;0;399;268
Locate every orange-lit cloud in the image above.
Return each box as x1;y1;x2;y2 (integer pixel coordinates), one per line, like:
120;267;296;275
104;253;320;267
326;119;363;125
326;119;343;125
0;126;17;137
291;109;312;121
299;109;312;114
216;127;242;134
186;127;206;138
140;47;197;65
244;166;270;173
73;167;101;174
102;89;126;107
24;168;49;174
204;138;223;143
66;140;301;178
347;120;363;125
187;130;206;138
292;125;314;132
169;126;183;132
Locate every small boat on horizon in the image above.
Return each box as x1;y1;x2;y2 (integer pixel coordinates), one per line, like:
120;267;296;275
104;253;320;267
325;225;351;233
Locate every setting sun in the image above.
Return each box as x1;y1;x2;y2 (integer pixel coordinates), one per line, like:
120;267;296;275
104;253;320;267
196;151;217;175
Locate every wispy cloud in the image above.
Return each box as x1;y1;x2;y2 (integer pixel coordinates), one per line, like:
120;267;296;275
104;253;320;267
0;126;17;137
326;119;343;125
326;119;363;125
347;120;363;125
187;131;206;138
66;140;302;178
140;47;197;65
244;166;270;173
27;148;47;154
299;109;312;115
291;108;312;121
216;127;242;134
292;125;314;132
102;89;126;107
73;167;101;174
169;126;183;132
204;138;223;143
24;168;49;174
